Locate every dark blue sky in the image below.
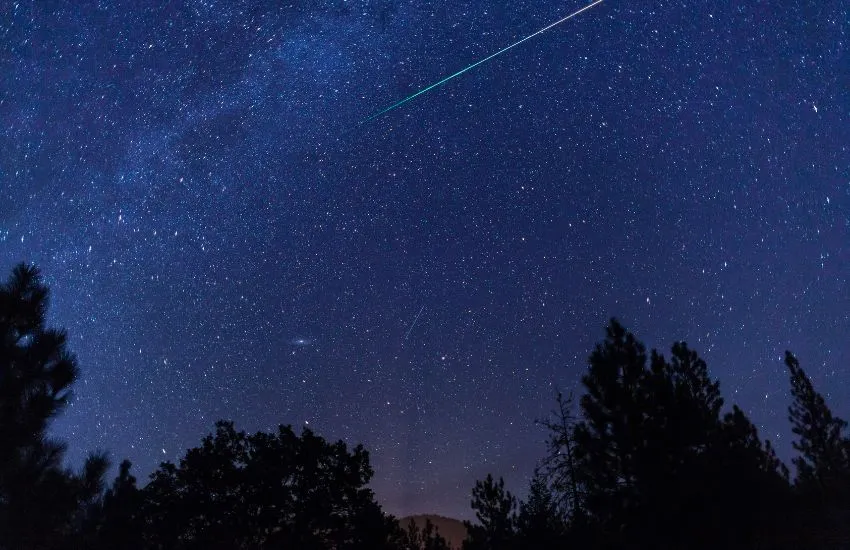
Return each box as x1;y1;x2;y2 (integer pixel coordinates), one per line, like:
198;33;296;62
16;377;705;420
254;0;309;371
1;0;848;519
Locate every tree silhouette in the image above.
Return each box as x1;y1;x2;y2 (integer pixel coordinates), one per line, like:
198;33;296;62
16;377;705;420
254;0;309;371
462;474;517;550
138;420;399;549
685;404;793;549
0;263;108;549
538;391;583;519
781;351;850;545
560;319;797;548
570;319;648;541
85;459;145;550
12;260;850;548
785;351;850;504
514;470;566;547
400;517;452;550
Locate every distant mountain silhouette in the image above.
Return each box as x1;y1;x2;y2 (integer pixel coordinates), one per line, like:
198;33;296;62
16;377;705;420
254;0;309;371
400;514;468;549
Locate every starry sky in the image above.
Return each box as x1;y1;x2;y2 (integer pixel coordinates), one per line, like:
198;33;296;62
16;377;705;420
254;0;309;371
1;0;848;520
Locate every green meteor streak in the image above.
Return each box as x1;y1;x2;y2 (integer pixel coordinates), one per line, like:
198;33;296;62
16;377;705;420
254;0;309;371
363;0;604;123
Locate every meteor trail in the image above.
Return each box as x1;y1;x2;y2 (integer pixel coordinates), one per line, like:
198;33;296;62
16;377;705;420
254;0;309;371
404;305;425;341
363;0;604;123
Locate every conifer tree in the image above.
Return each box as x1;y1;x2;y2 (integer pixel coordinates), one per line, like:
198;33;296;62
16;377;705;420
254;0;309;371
571;319;648;530
400;518;451;550
785;351;850;504
515;470;566;547
570;319;794;548
462;474;517;550
0;263;108;549
419;520;451;550
401;519;424;550
93;459;144;550
538;391;583;518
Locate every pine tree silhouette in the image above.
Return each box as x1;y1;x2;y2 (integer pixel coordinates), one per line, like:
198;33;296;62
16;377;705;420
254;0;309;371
401;518;424;550
420;519;452;550
462;474;517;550
538;391;583;519
786;351;850;504
0;263;108;549
400;518;452;550
783;351;850;546
515;470;566;547
563;319;795;549
571;318;648;543
90;459;145;550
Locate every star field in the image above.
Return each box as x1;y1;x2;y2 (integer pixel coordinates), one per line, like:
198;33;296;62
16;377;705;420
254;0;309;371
1;1;848;520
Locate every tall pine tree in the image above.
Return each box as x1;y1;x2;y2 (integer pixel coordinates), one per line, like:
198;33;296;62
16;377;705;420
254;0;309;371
0;263;107;549
785;351;850;506
538;391;583;520
400;518;452;550
462;474;517;550
515;470;566;548
571;318;649;536
91;459;145;550
571;319;793;548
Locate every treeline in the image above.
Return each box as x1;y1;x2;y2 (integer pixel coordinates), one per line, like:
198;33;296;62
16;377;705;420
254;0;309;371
2;262;850;549
461;323;850;549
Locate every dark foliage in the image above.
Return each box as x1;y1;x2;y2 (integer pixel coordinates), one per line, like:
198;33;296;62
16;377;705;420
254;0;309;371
537;391;583;518
400;517;452;550
563;320;797;548
463;319;850;549
129;420;401;549
514;470;567;547
0;263;108;550
786;351;850;503
462;474;517;550
87;459;145;549
783;351;850;543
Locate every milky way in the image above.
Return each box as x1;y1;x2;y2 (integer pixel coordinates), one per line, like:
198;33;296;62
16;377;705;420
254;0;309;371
1;1;848;519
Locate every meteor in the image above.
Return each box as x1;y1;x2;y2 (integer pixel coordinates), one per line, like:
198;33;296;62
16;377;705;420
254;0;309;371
363;0;604;123
403;305;425;342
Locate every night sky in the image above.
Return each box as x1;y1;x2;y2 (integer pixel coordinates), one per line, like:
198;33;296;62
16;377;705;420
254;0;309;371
1;0;848;520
